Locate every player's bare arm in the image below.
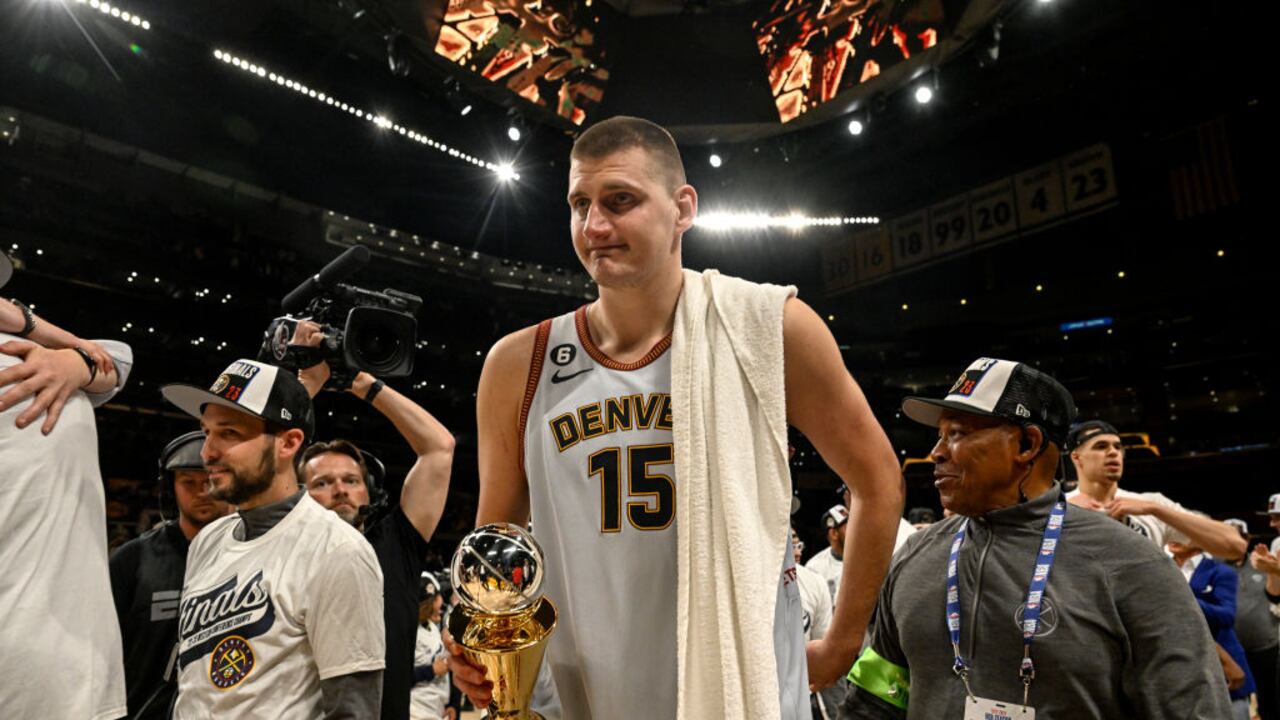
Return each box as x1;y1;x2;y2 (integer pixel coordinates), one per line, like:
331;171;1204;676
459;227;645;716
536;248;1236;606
1110;500;1246;561
475;324;539;527
782;297;903;689
449;324;539;708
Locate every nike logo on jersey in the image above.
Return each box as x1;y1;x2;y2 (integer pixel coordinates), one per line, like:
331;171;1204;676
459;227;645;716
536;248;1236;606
551;368;593;384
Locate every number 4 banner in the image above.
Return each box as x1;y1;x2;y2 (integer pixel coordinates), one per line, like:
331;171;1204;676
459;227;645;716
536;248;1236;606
1014;161;1067;229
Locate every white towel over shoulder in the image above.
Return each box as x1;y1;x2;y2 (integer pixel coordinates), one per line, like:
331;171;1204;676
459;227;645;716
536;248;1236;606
671;268;797;720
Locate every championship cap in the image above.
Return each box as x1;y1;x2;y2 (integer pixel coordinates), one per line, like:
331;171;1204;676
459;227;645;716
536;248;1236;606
1258;493;1280;517
421;571;440;597
162;359;314;440
1065;420;1120;453
902;358;1077;446
824;504;849;529
1223;518;1249;539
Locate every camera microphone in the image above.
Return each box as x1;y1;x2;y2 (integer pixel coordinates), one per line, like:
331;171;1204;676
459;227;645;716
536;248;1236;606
282;245;371;314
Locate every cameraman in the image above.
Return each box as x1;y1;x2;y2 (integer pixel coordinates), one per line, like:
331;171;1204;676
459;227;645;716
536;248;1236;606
292;320;455;720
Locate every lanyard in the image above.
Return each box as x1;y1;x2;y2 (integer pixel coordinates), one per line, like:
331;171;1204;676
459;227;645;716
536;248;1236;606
946;499;1066;706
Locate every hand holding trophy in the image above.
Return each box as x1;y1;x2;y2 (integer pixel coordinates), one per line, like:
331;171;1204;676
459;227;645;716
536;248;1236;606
448;523;557;719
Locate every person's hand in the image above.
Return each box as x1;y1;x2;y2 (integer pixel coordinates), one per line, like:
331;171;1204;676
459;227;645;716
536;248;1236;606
348;371;377;399
71;338;114;378
1105;497;1159;521
290;320;330;397
1251;544;1280;575
442;708;457;720
1067;493;1105;511
0;341;92;433
443;629;492;708
806;636;859;691
432;655;449;676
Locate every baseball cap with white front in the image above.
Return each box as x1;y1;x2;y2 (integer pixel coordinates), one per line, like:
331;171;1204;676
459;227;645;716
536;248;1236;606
902;357;1077;446
1260;493;1280;516
161;359;314;440
824;504;849;529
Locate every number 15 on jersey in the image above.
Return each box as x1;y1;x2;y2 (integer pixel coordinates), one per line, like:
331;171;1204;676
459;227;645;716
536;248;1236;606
589;444;675;533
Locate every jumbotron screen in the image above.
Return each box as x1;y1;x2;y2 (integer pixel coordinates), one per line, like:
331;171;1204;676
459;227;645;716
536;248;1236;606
433;0;608;126
754;0;947;123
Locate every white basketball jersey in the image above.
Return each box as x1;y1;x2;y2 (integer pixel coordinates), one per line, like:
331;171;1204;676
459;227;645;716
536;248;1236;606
522;306;808;720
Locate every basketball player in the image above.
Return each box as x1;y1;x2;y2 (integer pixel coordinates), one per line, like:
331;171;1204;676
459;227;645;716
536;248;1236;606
109;431;232;719
448;117;902;719
1065;419;1245;560
162;359;385;718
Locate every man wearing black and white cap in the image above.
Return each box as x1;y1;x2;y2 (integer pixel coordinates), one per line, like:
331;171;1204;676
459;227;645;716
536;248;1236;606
109;431;232;719
843;357;1229;719
1065;418;1246;560
161;360;385;719
806;505;850;601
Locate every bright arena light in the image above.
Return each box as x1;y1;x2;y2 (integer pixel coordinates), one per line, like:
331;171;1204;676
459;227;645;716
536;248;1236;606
212;49;513;180
507;126;521;142
847;119;864;135
709;153;723;168
495;163;520;182
74;0;151;30
914;85;934;104
695;213;881;232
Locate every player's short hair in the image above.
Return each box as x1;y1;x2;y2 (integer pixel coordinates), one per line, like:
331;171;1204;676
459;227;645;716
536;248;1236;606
571;116;687;191
297;439;369;484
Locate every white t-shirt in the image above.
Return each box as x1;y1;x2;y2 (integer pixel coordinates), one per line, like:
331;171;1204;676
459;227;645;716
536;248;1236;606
0;335;132;720
795;564;832;641
806;547;843;602
173;493;385;719
410;624;449;720
805;519;917;602
1066;487;1186;547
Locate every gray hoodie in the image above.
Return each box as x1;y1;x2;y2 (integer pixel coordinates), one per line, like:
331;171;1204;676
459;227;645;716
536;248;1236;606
843;483;1232;719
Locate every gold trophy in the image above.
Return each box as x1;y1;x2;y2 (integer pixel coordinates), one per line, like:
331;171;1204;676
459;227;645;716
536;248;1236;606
449;523;557;720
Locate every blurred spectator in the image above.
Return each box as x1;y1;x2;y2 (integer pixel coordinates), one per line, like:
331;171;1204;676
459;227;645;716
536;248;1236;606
109;431;232;719
905;507;936;530
1168;526;1255;719
1224;517;1278;720
410;572;455;720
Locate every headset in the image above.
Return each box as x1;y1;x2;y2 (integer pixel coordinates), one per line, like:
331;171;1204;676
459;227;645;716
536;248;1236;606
156;431;206;521
358;448;389;523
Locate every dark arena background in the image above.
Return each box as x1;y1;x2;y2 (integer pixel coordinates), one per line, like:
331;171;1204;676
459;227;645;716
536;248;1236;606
0;0;1272;570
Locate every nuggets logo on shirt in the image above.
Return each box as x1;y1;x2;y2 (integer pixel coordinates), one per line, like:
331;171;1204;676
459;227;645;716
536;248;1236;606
178;570;276;676
210;636;256;689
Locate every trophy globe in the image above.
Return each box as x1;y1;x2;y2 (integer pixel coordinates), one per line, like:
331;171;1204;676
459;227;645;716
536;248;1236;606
451;522;545;616
448;522;557;719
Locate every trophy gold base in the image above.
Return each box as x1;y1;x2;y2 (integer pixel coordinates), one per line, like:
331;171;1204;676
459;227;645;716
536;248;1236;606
449;597;558;720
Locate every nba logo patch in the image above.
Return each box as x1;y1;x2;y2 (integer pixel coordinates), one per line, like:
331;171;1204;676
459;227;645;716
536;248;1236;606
209;636;256;689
